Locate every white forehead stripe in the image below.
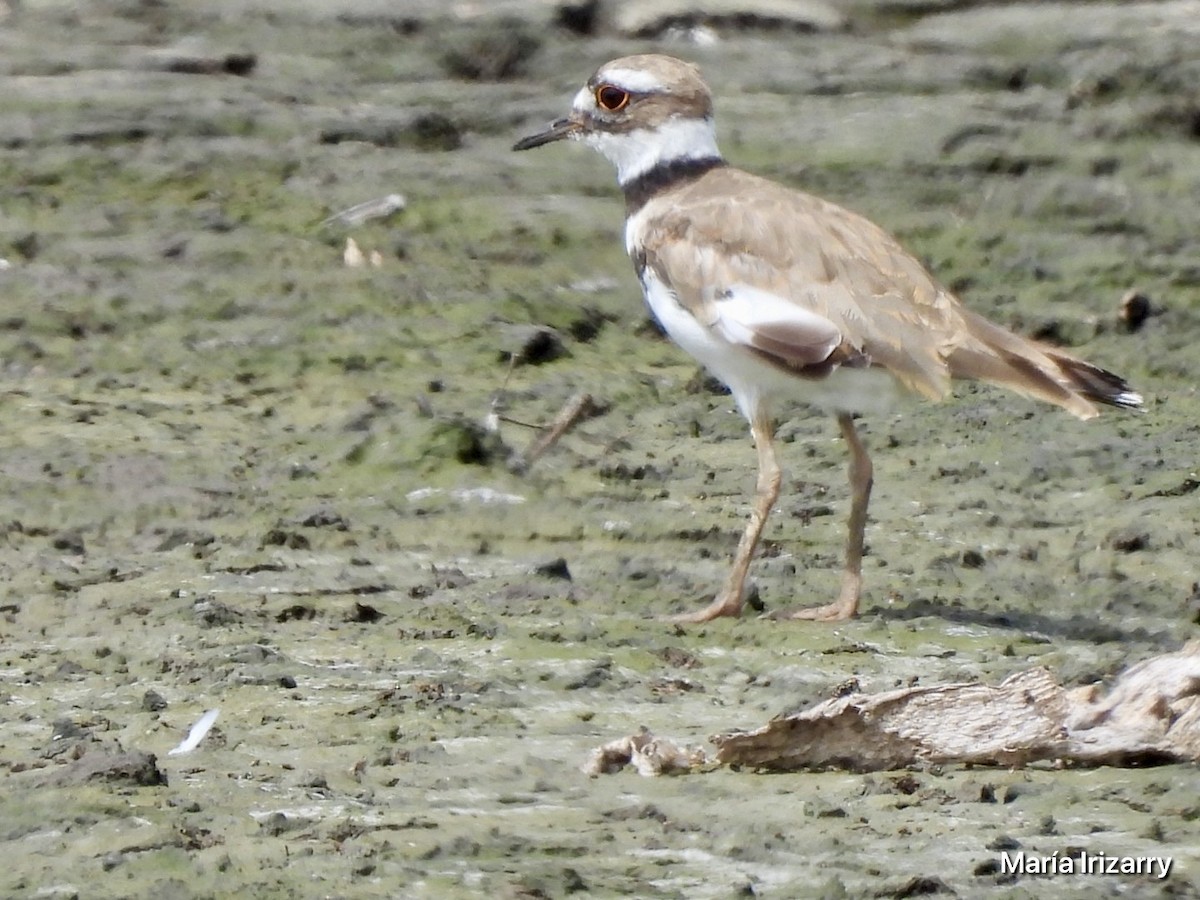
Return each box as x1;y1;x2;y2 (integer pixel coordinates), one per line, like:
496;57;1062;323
571;85;594;112
598;67;669;94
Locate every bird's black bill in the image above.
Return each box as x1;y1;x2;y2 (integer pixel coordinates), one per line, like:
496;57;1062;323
512;117;577;151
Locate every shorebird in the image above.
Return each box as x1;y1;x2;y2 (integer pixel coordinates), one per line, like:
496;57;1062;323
513;54;1142;623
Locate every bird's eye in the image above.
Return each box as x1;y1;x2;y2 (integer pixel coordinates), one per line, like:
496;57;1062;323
595;85;630;112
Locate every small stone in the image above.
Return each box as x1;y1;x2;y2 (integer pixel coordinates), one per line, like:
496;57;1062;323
533;558;572;581
1119;290;1152;331
986;834;1021;851
1107;527;1149;553
498;325;567;366
961;549;986;568
50;529;85;555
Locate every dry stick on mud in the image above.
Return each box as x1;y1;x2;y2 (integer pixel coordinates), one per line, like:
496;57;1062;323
509;391;599;474
585;642;1200;775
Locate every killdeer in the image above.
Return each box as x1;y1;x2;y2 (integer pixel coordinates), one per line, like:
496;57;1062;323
513;54;1142;623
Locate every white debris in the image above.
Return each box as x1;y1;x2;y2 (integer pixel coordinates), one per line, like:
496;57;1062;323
405;486;526;505
321;193;406;228
167;708;219;756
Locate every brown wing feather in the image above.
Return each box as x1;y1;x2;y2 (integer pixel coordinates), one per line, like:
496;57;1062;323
638;167;960;400
636;167;1136;418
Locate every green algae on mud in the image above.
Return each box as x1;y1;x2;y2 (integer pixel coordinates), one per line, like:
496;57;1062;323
1;2;1199;898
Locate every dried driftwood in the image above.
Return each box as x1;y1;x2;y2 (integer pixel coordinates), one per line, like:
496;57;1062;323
582;728;705;777
588;642;1200;775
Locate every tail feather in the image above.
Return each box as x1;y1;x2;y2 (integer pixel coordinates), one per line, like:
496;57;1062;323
948;310;1142;420
1044;351;1143;411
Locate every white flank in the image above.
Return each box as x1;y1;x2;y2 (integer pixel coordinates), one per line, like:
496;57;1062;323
168;708;219;756
713;283;842;356
637;269;900;418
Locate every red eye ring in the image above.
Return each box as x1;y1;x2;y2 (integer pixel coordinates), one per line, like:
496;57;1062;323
595;85;630;112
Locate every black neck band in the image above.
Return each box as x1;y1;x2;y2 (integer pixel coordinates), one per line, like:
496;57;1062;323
622;157;726;213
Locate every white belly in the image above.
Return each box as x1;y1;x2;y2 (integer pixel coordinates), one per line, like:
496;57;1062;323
638;267;900;420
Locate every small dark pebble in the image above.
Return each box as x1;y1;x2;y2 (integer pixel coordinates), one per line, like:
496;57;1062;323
562;867;588;894
817;806;848;818
424;416;507;467
261;812;304;836
557;0;601;35
262;528;310;550
279;675;297;689
744;582;765;612
51;529;86;555
50;717;90;742
564;660;611;690
657;646;702;669
155;528;215;552
195;597;243;627
499;325;566;367
1107;527;1149;553
1119;290;1153;331
986;835;1021;851
832;677;861;697
142;690;168;712
349;602;384;623
961;549;986;568
51;660;88;680
299;508;350;530
533;557;572;581
276;604;316;623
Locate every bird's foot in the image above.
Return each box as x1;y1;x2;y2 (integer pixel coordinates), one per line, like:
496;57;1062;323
664;591;745;624
763;594;858;622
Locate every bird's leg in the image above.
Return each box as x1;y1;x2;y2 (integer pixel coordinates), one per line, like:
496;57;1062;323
670;413;781;623
769;412;872;621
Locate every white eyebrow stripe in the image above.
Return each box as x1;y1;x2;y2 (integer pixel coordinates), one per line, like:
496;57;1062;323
598;67;668;93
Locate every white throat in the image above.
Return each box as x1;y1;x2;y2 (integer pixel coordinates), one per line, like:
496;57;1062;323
584;116;722;186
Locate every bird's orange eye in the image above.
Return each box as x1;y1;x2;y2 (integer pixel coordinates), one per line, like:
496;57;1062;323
595;85;630;112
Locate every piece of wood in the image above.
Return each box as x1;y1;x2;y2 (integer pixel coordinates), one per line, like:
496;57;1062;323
716;641;1200;771
510;391;600;474
587;642;1200;775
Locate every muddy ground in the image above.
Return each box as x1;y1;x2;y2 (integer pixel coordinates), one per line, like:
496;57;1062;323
1;1;1198;897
